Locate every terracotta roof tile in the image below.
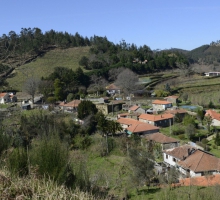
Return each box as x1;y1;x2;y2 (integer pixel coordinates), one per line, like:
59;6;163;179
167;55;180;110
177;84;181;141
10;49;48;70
106;83;120;90
129;105;139;111
165;109;187;115
145;132;179;144
126;122;159;133
164;145;195;160
139;113;174;121
179;174;220;186
205;109;220;121
152;100;172;105
0;93;7;98
178;149;220;172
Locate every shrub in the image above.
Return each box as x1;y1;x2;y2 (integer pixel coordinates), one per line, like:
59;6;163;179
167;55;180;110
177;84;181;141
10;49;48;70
30;134;69;182
172;126;185;135
7;147;28;176
72;134;92;150
201;138;208;145
0;130;11;156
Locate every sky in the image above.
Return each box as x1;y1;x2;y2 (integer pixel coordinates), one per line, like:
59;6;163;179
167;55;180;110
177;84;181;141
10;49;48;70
1;0;220;51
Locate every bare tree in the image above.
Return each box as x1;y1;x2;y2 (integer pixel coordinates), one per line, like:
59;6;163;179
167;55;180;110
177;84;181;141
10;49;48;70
108;67;125;81
115;68;142;98
176;62;193;77
88;75;108;96
23;77;40;103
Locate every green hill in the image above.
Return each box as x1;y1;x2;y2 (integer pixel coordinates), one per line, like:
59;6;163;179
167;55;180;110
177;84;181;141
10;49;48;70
7;46;90;90
187;44;220;65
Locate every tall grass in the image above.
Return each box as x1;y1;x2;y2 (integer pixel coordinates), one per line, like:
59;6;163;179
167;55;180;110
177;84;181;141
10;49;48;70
30;133;69;183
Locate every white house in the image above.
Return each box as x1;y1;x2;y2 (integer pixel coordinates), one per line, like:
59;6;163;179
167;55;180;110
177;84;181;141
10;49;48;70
177;149;220;177
163;144;195;168
204;72;220;77
205;109;220;126
106;84;120;95
0;93;11;104
152;100;172;112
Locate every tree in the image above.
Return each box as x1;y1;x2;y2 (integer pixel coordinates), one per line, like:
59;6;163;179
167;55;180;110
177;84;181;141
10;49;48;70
204;115;212;137
23;77;40;103
54;79;64;101
38;80;54;102
128;148;154;191
215;132;220;146
77;100;98;120
87;75;108;96
176;62;193;77
185;124;196;140
79;56;89;69
182;93;188;103
115;68;142;101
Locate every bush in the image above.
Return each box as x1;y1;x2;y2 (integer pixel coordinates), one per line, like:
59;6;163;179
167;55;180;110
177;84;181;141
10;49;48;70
30;134;69;182
201;138;208;145
72;134;92;150
0;131;11;156
172;126;185;135
178;134;186;140
7;147;28;176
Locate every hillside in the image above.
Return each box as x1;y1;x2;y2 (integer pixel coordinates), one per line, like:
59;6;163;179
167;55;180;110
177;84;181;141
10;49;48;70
187;44;220;66
7;46;90;90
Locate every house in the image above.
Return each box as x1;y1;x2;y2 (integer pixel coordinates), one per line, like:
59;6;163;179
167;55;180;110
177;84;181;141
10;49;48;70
165;108;187;121
163;144;196;167
152;100;172;111
117;118;140;130
138;113;174;127
117;112;140;120
205;72;220;77
126;122;159;136
177;149;220;177
145;132;179;150
128;105;145;114
0;93;10;104
96;101;124;115
59;100;81;112
106;84;121;95
205;109;220;126
117;118;159;135
164;96;179;104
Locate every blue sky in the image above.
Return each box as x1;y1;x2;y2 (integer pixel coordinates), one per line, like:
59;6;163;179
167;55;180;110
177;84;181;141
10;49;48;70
1;0;220;50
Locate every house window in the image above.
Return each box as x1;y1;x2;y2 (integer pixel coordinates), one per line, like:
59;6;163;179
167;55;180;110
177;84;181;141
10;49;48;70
166;155;168;159
173;158;176;162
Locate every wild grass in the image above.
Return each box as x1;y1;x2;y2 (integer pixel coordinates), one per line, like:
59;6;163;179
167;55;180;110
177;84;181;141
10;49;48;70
0;168;99;200
7;46;90;91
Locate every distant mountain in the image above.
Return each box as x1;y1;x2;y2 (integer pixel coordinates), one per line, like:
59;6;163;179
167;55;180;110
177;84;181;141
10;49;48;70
186;44;220;65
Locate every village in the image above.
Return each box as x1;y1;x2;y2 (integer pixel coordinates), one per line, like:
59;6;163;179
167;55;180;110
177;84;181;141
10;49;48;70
1;78;220;187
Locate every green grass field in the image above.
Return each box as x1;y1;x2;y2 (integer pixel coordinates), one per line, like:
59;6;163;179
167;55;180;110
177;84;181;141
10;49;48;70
6;46;90;91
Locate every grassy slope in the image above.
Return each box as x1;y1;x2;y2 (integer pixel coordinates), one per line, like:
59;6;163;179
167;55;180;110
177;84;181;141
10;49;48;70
6;46;90;91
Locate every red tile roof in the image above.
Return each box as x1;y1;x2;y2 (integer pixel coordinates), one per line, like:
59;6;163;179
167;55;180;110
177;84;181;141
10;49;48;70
178;149;220;173
0;93;7;98
139;113;174;121
117;118;159;133
179;174;220;186
126;122;159;133
164;145;195;160
165;109;187;115
145;132;179;144
117;118;139;125
106;83;120;90
129;105;139;111
205;109;220;121
59;100;81;107
152;100;172;105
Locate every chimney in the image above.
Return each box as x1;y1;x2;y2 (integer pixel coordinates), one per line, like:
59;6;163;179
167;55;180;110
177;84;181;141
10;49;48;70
188;148;191;156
